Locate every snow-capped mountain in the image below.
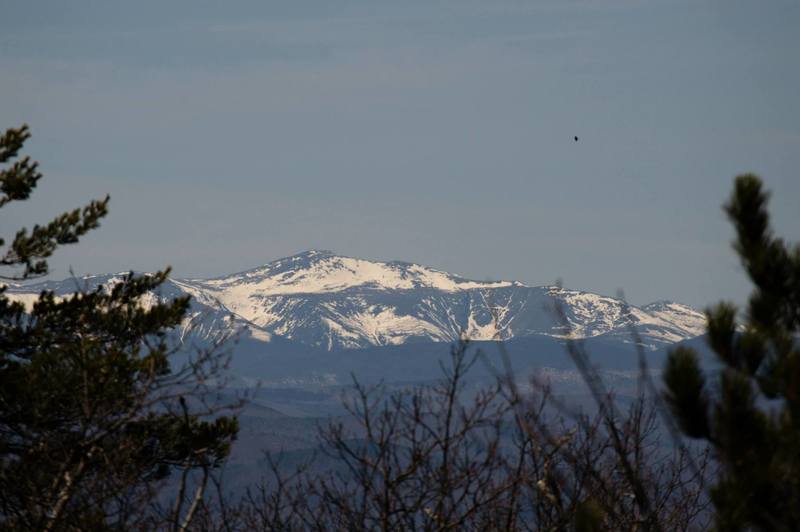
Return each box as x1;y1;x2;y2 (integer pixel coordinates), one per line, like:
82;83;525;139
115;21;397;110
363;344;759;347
4;250;706;351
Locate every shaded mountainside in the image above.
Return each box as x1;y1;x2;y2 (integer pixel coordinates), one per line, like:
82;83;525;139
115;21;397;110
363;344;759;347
5;250;705;354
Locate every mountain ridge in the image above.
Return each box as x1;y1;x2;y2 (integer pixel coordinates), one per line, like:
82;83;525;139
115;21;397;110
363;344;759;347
5;250;706;352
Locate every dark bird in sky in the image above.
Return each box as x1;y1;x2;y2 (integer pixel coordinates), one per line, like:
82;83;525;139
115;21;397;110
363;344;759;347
574;136;579;142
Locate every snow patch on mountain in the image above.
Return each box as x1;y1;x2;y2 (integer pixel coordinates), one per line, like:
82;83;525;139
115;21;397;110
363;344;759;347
642;301;707;337
198;250;519;298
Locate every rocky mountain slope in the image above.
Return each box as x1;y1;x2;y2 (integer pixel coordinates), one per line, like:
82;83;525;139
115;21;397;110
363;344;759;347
5;250;706;351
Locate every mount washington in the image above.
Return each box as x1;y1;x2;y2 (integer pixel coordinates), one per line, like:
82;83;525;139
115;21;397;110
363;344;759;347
7;250;705;355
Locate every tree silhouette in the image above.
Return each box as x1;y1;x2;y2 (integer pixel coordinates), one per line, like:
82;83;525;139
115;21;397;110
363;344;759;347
0;125;238;530
664;174;800;530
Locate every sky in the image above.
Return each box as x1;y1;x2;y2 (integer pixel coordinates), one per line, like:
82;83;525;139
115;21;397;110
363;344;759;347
1;0;798;308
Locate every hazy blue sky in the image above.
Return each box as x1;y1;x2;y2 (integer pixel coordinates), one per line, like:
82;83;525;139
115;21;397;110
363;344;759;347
2;0;798;307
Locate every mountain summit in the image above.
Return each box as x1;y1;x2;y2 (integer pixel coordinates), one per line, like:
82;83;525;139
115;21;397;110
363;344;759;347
197;250;521;296
6;251;705;351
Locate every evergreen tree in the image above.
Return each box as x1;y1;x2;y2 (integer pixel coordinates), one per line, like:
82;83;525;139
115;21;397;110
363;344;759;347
664;174;800;530
0;125;238;530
